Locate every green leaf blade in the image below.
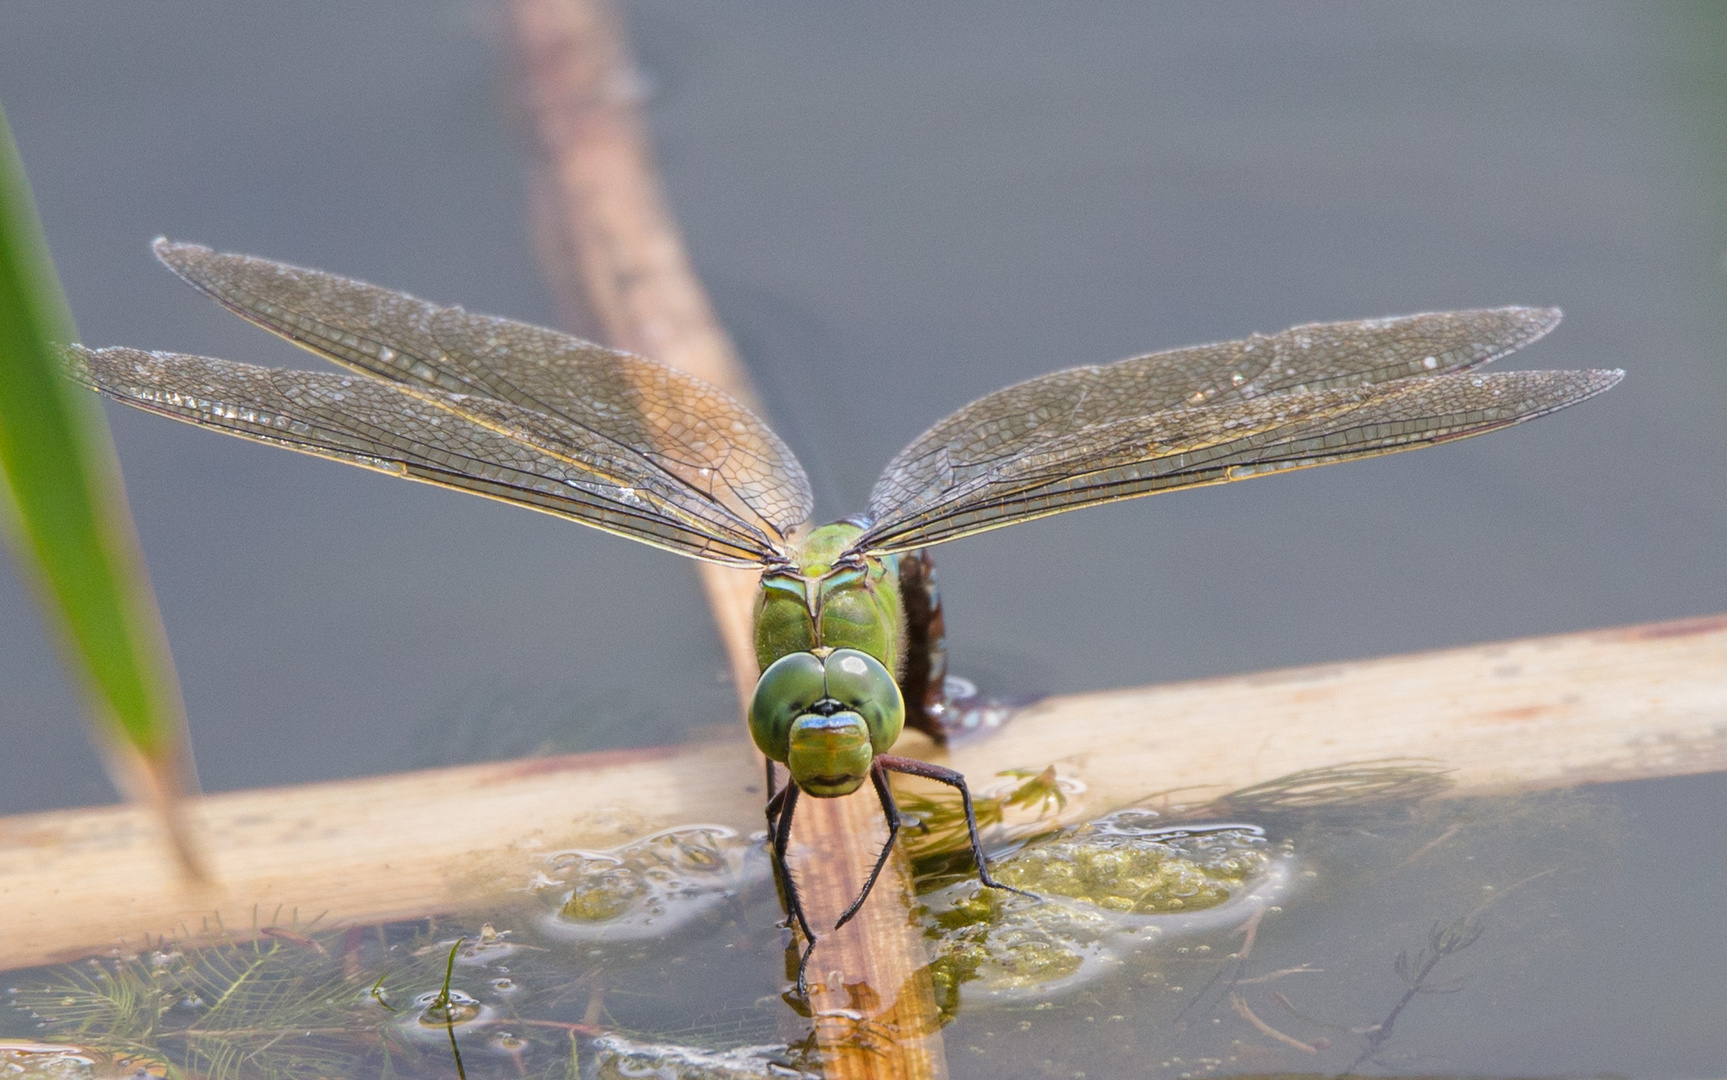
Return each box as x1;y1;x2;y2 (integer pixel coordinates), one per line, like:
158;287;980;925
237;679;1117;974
0;101;202;876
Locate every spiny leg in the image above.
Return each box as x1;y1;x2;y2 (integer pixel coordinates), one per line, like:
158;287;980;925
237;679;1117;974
763;764;801;937
767;780;821;995
833;759;903;931
764;759;788;847
769;783;813;938
764;779;791;919
765;785;789;830
875;754;1037;901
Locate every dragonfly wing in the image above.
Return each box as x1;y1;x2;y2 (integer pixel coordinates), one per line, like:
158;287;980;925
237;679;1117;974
151;240;813;544
867;307;1560;524
66;345;788;566
853;369;1622;554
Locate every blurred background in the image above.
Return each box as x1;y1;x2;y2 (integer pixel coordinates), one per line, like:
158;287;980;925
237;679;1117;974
1;2;1723;813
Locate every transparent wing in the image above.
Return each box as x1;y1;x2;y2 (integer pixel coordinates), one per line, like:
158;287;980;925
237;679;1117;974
152;239;813;546
852;368;1622;554
66;345;787;567
867;307;1560;524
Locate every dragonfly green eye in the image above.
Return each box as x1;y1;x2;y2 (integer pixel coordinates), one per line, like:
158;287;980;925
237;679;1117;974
748;651;826;762
748;648;904;798
821;648;904;754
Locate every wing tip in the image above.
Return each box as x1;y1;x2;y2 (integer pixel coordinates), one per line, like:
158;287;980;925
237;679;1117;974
151;236;214;272
1500;304;1563;344
1528;367;1623;413
1529;304;1563;330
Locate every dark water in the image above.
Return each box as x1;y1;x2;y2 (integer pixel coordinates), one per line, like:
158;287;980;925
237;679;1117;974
1;4;1725;1075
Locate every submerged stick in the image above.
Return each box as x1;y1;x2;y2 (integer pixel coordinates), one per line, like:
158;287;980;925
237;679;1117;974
504;2;946;1075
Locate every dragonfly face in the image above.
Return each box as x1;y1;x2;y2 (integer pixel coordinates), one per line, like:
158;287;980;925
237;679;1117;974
748;648;904;796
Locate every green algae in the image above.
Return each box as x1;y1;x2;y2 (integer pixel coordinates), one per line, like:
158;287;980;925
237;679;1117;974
918;815;1282;1013
993;813;1271;915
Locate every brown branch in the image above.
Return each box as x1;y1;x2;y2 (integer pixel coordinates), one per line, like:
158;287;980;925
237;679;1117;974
1236;965;1323;985
1230;991;1319;1054
503;2;945;1076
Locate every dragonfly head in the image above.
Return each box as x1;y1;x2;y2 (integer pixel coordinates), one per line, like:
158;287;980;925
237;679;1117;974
749;648;904;798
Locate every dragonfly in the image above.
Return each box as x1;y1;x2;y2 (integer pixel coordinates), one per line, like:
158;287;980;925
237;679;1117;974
66;240;1621;987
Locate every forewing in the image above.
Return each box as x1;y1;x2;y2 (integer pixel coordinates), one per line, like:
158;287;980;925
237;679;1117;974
868;307;1560;522
853;369;1622;553
152;240;813;544
65;345;786;566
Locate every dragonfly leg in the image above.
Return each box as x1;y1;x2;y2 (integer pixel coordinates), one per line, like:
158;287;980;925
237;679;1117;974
769;784;810;935
832;760;903;931
768;782;820;996
763;766;793;928
764;760;787;838
874;755;1037;901
764;786;789;907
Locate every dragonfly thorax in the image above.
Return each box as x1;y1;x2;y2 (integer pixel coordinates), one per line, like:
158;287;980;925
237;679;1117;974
751;521;905;679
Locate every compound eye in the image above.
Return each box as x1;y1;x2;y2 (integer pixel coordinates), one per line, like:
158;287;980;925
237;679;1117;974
823;649;904;754
748;652;826;762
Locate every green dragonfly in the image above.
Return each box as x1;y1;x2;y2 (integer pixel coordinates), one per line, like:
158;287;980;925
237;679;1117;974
66;240;1620;985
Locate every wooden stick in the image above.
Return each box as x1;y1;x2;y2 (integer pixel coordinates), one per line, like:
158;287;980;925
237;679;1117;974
3;611;1723;975
508;0;760;702
504;3;945;1075
941;611;1727;814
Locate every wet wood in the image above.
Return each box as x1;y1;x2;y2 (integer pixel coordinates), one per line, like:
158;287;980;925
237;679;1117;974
504;2;944;1075
3;611;1724;975
791;793;948;1074
0;740;762;969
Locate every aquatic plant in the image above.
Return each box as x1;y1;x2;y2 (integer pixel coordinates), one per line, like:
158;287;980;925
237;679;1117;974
5;919;556;1080
11;930;374;1080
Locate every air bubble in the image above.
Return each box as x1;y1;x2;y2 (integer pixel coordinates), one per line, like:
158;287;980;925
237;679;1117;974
409;989;487;1030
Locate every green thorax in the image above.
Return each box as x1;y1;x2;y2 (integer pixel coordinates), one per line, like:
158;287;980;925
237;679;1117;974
752;521;904;677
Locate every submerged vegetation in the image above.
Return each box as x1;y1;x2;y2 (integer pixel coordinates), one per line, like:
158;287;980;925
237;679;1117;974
6;919;563;1080
1;765;1617;1079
